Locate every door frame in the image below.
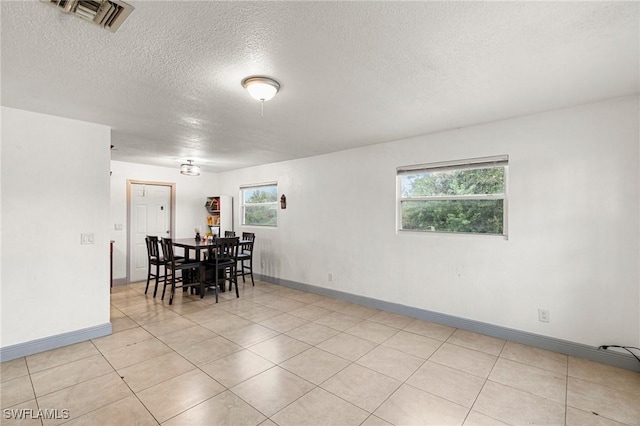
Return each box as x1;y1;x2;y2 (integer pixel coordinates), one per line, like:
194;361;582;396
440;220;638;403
126;179;177;284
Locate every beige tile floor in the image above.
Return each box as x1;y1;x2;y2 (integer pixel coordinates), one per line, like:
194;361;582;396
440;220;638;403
2;280;639;425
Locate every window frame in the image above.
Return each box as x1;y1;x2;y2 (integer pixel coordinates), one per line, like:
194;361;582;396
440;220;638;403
397;155;509;237
240;182;279;228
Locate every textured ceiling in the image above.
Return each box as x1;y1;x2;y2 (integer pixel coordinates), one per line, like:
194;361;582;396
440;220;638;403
2;1;638;172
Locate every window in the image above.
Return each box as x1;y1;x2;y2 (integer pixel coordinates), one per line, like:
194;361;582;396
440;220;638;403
397;156;508;235
241;182;278;227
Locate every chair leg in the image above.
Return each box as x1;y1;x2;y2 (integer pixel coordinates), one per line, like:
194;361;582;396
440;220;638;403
231;266;239;298
212;268;218;303
198;266;204;299
240;259;246;283
234;274;239;298
152;262;160;298
145;261;152;294
161;269;169;300
169;273;176;305
249;256;254;286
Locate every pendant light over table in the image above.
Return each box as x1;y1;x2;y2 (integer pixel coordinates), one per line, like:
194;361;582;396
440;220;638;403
180;160;200;176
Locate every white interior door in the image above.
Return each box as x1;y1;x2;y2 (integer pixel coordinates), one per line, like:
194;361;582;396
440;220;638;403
129;184;172;283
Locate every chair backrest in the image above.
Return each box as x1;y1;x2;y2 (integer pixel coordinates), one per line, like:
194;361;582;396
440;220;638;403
160;237;177;264
224;230;236;237
146;235;160;258
207;237;239;264
240;232;255;254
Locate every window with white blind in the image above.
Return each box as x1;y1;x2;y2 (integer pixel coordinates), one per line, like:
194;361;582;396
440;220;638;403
240;182;278;227
397;156;508;236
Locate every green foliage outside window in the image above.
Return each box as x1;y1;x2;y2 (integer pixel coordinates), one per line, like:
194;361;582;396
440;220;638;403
243;186;278;226
401;167;505;235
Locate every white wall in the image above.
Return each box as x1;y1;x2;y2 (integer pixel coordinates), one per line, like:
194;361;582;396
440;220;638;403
109;161;219;282
1;107;111;347
219;96;640;348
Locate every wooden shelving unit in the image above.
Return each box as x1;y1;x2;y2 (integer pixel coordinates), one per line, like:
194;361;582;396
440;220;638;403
205;195;233;237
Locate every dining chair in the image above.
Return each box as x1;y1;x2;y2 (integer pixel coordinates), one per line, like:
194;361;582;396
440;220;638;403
160;237;201;305
200;237;240;301
144;235;167;297
224;230;236;237
237;232;255;286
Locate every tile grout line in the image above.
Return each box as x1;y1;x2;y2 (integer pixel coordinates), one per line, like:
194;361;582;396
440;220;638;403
13;281;637;426
464;339;507;425
25;355;44;426
121;281;497;425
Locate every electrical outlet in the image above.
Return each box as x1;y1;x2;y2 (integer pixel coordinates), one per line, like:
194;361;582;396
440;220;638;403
114;223;123;231
328;273;333;282
81;233;95;244
538;309;550;323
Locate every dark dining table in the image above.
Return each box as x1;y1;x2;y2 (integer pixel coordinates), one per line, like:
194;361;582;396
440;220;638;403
172;237;249;293
172;237;250;261
172;238;214;262
170;238;213;293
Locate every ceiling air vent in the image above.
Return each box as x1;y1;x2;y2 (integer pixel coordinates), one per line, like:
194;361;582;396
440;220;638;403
42;0;134;33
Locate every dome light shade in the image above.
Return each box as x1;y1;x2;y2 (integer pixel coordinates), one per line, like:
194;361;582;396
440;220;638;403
242;76;280;101
180;160;200;176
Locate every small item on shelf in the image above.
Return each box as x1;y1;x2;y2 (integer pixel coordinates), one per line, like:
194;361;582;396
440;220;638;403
205;197;221;213
195;226;201;241
207;216;213;226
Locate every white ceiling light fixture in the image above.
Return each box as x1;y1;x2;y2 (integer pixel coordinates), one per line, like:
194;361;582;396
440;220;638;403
242;76;280;101
242;76;280;117
180;160;200;176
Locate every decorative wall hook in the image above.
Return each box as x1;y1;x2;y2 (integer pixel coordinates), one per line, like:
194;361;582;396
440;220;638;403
280;194;287;209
